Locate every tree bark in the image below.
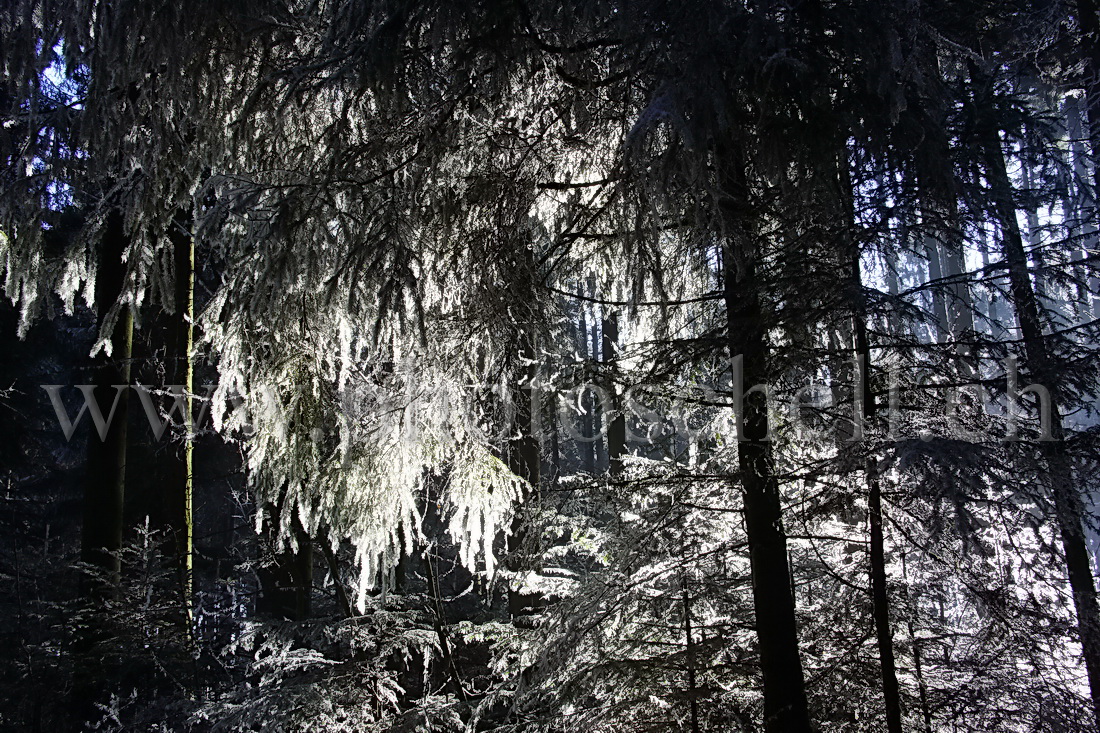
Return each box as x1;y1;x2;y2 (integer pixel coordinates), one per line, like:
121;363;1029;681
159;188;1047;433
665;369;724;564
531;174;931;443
913;51;976;365
923;231;951;342
506;324;542;617
973;62;1100;728
682;577;701;733
901;552;934;733
577;305;596;473
1076;0;1100;195
162;210;194;629
425;547;467;702
602;311;627;475
866;452;903;733
74;209;134;721
81;210;133;594
590;321;606;473
1065;95;1100;320
257;509;313;621
320;535;354;618
718;139;811;733
838;151;905;733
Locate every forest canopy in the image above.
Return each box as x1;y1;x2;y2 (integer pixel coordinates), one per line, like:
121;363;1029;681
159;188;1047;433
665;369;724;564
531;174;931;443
1;0;1100;730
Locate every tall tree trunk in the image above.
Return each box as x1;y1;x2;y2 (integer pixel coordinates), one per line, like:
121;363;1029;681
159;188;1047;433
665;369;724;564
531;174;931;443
163;210;194;629
682;577;701;733
577;305;596;472
940;229;976;364
257;509;313;621
866;452;902;733
914;51;976;365
1076;0;1100;324
602;311;627;475
425;546;467;702
922;232;951;343
506;322;541;617
918;176;975;364
856;295;904;733
1076;0;1100;195
1065;94;1100;321
972;62;1100;728
976;225;1008;338
590;321;606;473
901;552;934;733
718;139;811;733
838;152;904;733
81;210;133;593
75;209;134;721
320;534;354;618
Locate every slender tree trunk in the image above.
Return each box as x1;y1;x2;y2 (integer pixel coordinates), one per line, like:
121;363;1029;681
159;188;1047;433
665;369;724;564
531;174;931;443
976;225;1008;338
393;524;409;594
682;577;701;733
973;62;1100;728
320;535;353;618
162;210;194;629
914;50;976;365
1021;151;1061;314
866;451;903;733
577;305;596;472
838;152;904;733
852;287;903;733
602;311;627;475
75;209;134;721
1065;95;1100;320
1076;0;1100;195
81;210;133;593
425;547;467;702
590;321;606;472
923;232;951;342
506;323;541;616
940;230;976;364
1076;0;1100;324
550;388;562;488
507;325;541;490
902;552;934;733
718;139;811;733
918;178;975;364
257;509;313;621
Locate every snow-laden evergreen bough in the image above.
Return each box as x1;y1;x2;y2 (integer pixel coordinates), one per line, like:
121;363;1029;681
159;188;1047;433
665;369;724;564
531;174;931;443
0;0;565;605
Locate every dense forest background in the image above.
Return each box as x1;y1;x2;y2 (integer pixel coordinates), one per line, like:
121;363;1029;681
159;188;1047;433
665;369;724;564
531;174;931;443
2;0;1100;730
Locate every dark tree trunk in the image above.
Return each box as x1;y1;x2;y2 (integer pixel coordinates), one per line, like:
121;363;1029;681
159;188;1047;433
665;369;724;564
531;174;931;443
75;209;134;721
81;210;133;594
160;210;195;628
1064;95;1099;320
867;456;903;733
320;535;353;618
590;321;606;472
257;510;313;622
425;548;467;702
602;312;627;475
506;326;542;617
393;524;409;595
973;62;1100;728
912;49;975;362
718;139;811;733
838;150;905;733
682;578;701;733
902;552;934;733
577;306;596;473
1076;0;1100;194
853;269;904;733
923;231;951;342
508;331;541;494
